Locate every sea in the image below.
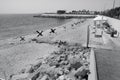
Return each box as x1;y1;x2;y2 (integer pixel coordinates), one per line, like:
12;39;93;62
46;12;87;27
0;14;71;40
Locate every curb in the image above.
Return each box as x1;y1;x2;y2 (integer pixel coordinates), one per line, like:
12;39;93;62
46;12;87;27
88;48;98;80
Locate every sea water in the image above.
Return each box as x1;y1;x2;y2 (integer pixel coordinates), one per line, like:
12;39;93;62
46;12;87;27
0;14;71;40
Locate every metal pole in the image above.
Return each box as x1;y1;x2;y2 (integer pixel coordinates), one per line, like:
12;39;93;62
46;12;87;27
87;25;90;48
113;0;115;9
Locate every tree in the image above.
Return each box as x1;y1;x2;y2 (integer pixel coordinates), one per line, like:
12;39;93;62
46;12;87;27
103;7;120;19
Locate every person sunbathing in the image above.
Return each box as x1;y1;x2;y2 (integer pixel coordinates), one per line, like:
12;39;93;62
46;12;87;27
36;30;43;37
20;36;25;41
50;28;56;34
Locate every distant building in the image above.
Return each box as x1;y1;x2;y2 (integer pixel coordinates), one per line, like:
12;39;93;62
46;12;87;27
89;11;95;15
69;10;95;15
57;10;66;14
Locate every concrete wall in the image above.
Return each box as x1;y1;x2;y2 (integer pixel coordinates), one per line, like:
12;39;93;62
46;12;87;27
88;48;98;80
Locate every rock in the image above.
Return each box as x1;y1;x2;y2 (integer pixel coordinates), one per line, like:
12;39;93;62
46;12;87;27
40;75;49;80
70;61;82;70
28;67;35;73
31;72;40;80
74;66;90;80
36;74;44;80
66;78;72;80
63;68;70;74
60;61;69;66
20;68;26;74
0;78;5;80
59;54;68;61
49;60;58;67
56;75;65;80
33;62;42;71
11;73;29;80
57;75;71;80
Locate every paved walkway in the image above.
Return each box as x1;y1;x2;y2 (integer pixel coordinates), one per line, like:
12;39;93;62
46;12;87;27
95;49;120;80
89;22;120;80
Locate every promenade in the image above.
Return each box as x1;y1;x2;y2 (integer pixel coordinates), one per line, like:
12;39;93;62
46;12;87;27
89;16;120;80
93;33;120;80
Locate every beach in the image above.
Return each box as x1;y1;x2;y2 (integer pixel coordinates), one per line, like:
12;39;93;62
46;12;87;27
2;15;120;80
0;18;92;80
1;15;120;80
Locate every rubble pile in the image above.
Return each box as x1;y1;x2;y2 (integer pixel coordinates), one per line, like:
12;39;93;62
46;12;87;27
27;45;90;80
11;44;91;80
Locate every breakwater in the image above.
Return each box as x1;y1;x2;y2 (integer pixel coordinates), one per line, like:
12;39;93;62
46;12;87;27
34;14;96;19
0;14;71;40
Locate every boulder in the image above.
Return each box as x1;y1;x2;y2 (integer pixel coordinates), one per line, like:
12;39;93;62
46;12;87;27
40;75;49;80
74;66;90;80
11;73;29;80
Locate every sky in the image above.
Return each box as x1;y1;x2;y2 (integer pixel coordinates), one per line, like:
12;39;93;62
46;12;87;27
0;0;120;14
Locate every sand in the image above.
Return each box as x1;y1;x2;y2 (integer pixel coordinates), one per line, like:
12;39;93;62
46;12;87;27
0;18;90;79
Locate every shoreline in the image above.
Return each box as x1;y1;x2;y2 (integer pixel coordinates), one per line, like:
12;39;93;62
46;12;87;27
0;18;75;49
0;18;76;41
